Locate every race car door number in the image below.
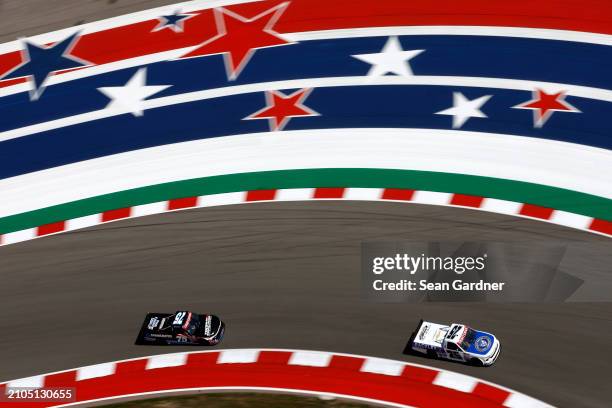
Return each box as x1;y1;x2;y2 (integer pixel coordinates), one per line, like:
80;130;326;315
173;312;186;325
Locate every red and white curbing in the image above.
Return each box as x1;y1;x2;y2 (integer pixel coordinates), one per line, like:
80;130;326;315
0;349;553;408
0;187;610;247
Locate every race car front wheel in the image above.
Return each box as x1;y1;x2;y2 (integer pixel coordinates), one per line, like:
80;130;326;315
469;358;484;367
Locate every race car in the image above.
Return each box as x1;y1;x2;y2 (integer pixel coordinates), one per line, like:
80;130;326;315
408;319;500;366
135;311;225;346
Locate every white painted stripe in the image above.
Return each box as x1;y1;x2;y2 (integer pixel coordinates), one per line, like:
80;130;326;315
199;192;244;207
288;351;332;367
433;371;478;393
76;363;116;381
412;191;452;205
360;358;404;376
217;349;260;364
549;210;591;230
504;392;554;408
0;128;608;220
276;188;315;201
146;353;188;369
132;201;168;217
0;0;263;54
286;26;612;46
3;74;611;143
111;75;612;105
2;229;36;244
344;188;382;200
0;108;112;142
7;375;44;388
2;22;608;59
481;198;523;216
67;214;101;231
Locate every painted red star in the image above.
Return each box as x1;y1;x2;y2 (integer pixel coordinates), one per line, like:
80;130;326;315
513;89;580;127
244;88;319;131
181;2;293;80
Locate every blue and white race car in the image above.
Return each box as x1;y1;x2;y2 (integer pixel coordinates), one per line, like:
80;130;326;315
409;320;501;366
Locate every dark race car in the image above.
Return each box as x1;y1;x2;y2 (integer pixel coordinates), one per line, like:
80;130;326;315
135;311;225;346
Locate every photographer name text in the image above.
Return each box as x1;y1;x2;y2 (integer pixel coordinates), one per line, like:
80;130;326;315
371;253;505;292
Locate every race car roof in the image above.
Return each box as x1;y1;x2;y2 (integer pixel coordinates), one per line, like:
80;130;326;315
171;311;193;330
445;323;467;345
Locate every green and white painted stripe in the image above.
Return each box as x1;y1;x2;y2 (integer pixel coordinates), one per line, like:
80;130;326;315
0;169;610;246
1;129;610;219
1;129;609;246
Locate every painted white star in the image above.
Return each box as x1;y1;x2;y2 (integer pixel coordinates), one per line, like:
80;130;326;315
436;92;492;128
351;36;424;77
98;68;171;117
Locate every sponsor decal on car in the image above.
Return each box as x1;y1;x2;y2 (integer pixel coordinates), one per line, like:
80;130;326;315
448;325;462;340
150;333;172;338
182;312;192;330
147;317;159;330
418;324;430;341
204;315;212;336
475;335;492;352
458;327;468;345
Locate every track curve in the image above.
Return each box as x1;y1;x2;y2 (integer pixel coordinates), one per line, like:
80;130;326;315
1;349;554;408
1;2;611;408
1;202;611;408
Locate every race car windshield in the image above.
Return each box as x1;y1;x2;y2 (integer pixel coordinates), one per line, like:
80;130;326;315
184;314;200;335
461;328;478;350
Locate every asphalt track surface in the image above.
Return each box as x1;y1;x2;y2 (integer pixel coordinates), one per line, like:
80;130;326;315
0;0;181;43
1;202;611;408
1;2;611;408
